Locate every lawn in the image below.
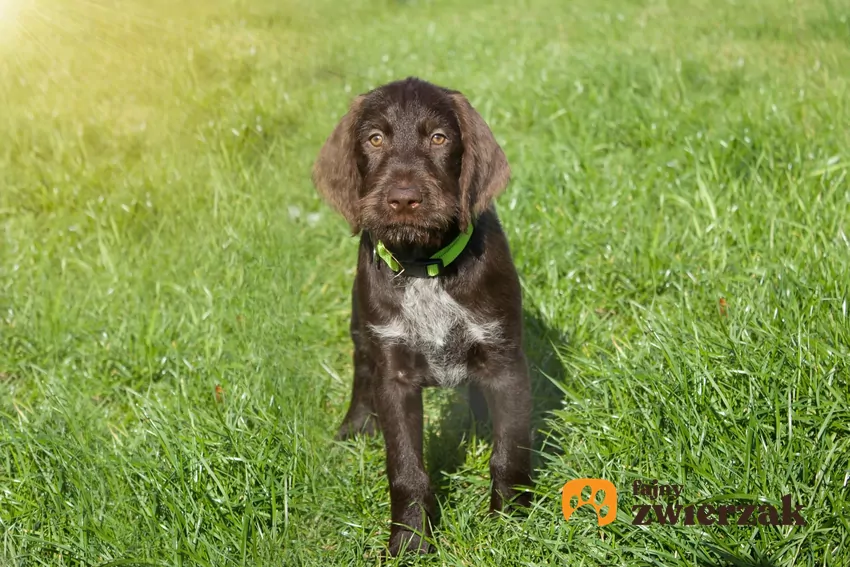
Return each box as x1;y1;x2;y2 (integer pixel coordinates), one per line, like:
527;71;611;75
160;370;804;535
1;0;849;565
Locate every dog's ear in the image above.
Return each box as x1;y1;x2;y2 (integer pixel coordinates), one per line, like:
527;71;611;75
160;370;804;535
312;96;365;233
450;93;511;229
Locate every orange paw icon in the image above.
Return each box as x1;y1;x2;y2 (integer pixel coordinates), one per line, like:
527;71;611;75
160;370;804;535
561;478;617;526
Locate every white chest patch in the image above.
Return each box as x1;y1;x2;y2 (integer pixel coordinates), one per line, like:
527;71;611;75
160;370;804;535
368;279;502;387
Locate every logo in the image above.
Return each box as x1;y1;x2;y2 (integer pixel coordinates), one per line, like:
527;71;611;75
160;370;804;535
630;479;806;526
561;478;806;527
561;478;617;527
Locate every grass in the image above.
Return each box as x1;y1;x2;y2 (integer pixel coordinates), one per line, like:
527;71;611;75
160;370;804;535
1;0;849;564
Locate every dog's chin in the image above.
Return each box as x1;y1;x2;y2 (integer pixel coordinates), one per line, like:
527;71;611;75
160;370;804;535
362;206;457;250
366;220;456;250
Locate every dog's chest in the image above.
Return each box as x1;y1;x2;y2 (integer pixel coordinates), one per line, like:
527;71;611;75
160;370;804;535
369;279;500;387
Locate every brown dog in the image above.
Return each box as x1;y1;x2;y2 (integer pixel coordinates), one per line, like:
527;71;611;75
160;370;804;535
312;77;532;555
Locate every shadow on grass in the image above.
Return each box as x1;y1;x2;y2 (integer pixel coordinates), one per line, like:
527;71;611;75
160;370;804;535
425;308;569;510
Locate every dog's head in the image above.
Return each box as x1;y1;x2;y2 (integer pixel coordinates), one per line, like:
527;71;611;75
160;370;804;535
312;77;510;247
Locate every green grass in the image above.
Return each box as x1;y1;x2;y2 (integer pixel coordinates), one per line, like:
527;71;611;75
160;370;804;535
1;0;849;565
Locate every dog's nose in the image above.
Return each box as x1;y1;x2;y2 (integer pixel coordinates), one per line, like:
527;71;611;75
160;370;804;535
387;187;422;211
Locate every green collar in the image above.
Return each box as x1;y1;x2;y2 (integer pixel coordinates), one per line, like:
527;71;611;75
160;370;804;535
374;223;474;278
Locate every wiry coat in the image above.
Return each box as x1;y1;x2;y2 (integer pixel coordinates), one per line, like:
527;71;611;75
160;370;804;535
312;77;532;556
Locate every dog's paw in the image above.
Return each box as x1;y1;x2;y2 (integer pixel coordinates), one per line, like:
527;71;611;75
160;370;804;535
387;528;433;556
334;413;379;441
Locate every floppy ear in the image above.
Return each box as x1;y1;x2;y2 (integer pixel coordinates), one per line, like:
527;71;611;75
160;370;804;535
312;95;365;233
450;93;511;229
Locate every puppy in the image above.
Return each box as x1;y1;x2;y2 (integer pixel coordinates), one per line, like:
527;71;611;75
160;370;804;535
312;77;532;555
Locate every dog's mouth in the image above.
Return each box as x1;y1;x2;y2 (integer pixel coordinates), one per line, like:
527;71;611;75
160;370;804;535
359;193;458;247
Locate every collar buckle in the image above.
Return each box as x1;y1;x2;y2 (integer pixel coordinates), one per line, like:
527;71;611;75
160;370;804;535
397;258;443;278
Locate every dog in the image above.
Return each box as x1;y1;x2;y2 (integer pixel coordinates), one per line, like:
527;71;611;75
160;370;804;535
312;77;532;555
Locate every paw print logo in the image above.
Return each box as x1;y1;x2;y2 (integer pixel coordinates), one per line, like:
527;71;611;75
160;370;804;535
561;478;617;527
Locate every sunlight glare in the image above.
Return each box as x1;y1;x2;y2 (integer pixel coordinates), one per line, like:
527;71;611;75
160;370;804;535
0;0;30;44
0;0;19;21
0;0;23;30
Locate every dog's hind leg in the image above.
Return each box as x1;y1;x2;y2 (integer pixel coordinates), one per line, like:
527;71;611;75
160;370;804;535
335;286;379;440
479;356;533;512
468;382;489;426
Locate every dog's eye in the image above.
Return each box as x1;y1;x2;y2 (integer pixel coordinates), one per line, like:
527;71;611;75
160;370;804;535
430;133;447;146
368;134;383;147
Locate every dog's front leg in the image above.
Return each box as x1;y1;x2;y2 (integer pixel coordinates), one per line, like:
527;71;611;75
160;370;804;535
479;356;533;513
375;345;433;555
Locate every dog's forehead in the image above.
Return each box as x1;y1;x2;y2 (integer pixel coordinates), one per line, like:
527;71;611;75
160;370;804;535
361;81;457;129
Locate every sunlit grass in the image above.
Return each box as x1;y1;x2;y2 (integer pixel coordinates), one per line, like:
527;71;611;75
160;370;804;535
1;0;848;565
